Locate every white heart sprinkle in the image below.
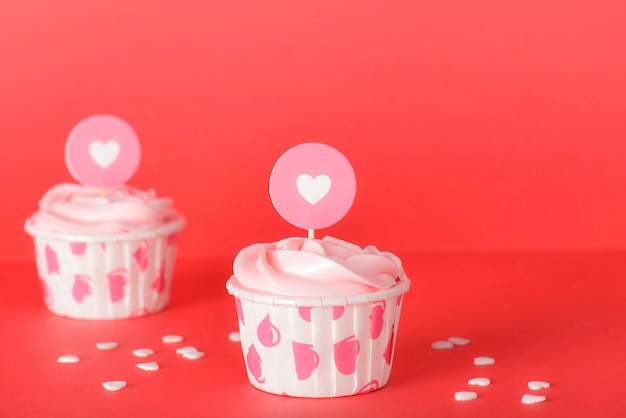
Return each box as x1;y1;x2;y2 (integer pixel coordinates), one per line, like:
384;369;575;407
448;336;470;346
454;391;478;401
102;381;126;391
296;174;331;205
176;346;198;355
88;141;120;168
431;340;454;350
468;377;491;386
136;361;159;371
57;355;80;364
162;335;183;344
474;356;495;366
521;394;546;404
132;348;154;357
228;332;241;342
182;350;205;360
96;342;118;350
528;380;551;390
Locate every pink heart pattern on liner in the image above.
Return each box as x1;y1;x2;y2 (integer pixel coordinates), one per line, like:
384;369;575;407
107;268;128;303
298;306;345;322
292;341;320;380
333;306;345;320
72;274;92;303
298;307;313;322
246;344;265;384
133;241;149;272
357;380;380;394
257;314;281;347
383;325;395;365
334;335;360;375
235;298;245;324
151;263;166;294
45;245;59;275
370;301;386;339
70;242;87;255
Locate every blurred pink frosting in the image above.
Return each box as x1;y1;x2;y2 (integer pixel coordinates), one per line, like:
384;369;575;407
26;183;182;234
232;236;407;297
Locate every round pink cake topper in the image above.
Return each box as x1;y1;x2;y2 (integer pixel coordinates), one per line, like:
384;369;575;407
65;115;141;188
270;143;356;231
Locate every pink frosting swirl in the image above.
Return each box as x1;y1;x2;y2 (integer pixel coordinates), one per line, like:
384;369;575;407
26;183;183;235
232;236;407;297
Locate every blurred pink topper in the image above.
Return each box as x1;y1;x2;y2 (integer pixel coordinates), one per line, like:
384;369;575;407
65;115;141;188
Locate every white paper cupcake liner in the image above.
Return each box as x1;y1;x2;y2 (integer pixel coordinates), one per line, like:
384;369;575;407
226;277;410;398
26;220;184;320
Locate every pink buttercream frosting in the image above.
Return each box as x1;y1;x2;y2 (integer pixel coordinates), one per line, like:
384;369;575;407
232;236;407;297
26;183;183;235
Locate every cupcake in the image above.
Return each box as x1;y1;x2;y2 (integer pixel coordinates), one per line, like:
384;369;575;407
226;236;410;397
226;142;410;397
24;115;184;320
25;184;184;319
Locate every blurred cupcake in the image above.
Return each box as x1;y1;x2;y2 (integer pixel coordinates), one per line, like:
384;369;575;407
227;236;410;397
24;114;184;320
25;183;184;319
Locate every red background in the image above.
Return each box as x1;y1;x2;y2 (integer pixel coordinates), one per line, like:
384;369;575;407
2;0;626;260
1;1;625;417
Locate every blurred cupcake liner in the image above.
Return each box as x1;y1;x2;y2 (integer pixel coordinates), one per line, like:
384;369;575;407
26;219;184;320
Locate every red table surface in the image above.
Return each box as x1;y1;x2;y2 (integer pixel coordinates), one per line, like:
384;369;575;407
1;252;624;417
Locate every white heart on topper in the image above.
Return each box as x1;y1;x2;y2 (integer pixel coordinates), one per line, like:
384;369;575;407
296;174;331;205
88;141;120;168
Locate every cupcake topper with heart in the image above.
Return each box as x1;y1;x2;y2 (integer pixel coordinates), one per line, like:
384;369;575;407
65;115;141;190
269;143;356;239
